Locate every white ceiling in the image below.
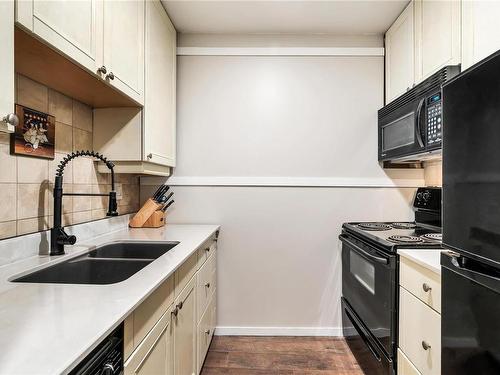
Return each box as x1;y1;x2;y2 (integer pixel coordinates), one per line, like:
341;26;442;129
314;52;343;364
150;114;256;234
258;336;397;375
161;1;409;35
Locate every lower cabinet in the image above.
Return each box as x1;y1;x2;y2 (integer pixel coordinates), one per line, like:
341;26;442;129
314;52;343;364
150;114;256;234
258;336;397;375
125;309;173;375
173;276;197;375
123;235;218;375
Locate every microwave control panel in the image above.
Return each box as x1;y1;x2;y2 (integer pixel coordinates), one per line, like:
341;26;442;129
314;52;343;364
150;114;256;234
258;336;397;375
426;92;442;145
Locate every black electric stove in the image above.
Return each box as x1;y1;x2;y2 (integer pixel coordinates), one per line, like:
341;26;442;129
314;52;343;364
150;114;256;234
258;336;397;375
340;187;442;375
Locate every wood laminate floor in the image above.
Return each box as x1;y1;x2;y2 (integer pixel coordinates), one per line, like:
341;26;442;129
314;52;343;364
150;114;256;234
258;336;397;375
200;336;363;375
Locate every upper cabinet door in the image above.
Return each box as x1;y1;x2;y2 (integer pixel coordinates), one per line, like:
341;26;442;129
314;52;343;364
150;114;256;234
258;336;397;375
0;0;15;133
415;0;461;81
385;2;415;104
462;1;500;70
15;0;102;73
143;1;176;166
103;0;144;104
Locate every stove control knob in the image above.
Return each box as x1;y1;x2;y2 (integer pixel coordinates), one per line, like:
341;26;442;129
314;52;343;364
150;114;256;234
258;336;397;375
423;191;431;202
416;192;423;202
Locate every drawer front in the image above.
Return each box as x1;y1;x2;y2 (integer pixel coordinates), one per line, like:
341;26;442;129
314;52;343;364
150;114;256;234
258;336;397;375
399;287;441;375
197;251;217;322
125;276;174;356
398;348;421;375
400;256;441;313
197;293;216;374
198;239;217;269
175;251;198;298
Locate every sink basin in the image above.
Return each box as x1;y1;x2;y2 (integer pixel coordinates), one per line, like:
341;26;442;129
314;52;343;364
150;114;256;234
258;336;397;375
88;241;179;260
12;241;179;285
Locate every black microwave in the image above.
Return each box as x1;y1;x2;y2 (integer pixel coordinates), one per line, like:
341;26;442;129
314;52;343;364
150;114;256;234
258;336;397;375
378;65;460;162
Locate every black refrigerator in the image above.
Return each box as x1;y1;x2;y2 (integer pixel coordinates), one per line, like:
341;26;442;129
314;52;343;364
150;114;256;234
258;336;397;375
441;50;500;374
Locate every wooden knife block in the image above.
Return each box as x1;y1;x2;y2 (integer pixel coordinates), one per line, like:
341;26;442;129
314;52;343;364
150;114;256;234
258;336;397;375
142;210;166;228
129;198;165;228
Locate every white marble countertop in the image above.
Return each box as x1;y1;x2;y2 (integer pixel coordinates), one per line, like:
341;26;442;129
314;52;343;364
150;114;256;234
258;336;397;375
398;248;443;274
0;224;219;375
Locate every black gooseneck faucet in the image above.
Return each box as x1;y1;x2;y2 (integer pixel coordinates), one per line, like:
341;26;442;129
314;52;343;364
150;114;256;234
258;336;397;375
50;150;118;256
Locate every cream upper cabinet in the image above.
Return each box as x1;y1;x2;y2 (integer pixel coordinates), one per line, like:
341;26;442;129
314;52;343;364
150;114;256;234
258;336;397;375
415;0;461;81
462;0;500;70
15;0;102;74
385;2;415;104
0;0;16;133
143;0;177;167
102;0;144;104
173;277;197;375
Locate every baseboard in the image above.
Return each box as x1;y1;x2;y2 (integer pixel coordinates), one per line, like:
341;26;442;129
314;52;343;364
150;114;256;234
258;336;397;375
214;326;343;337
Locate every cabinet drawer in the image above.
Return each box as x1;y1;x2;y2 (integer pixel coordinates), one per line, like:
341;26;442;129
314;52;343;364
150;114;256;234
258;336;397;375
124;308;172;375
400;256;441;313
398;348;421;375
198;239;217;269
197;251;217;322
399;287;441;375
175;251;198;298
124;276;174;358
197;293;216;374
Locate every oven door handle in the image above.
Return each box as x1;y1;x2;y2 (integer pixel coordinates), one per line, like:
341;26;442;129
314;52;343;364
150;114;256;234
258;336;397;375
339;234;389;265
415;98;425;147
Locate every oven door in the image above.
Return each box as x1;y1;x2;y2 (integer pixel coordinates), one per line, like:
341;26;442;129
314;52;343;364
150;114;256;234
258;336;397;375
340;233;396;357
378;97;426;161
342;297;393;375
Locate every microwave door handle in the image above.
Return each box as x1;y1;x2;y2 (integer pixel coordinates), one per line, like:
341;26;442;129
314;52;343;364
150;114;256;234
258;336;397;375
415;98;425;147
339;234;389;265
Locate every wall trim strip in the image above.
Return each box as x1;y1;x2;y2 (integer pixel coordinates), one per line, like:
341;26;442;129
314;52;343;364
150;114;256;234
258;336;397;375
140;176;425;188
177;47;385;57
215;326;343;337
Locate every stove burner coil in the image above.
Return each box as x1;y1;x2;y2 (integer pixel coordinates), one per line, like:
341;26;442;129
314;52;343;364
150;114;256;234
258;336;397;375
357;223;392;231
391;222;417;229
387;235;423;244
420;233;443;242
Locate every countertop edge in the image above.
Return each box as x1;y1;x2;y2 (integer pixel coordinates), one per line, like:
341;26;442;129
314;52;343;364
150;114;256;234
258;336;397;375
398;248;442;275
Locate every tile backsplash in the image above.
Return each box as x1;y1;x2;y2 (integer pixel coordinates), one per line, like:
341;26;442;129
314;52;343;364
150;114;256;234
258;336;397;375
0;75;140;239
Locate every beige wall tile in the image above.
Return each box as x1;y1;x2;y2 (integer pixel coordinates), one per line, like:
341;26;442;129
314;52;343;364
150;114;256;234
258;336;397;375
115;174;139;184
17;156;49;183
92;167;111;185
49;153;73;183
118;205;137;215
0;144;16;183
17;75;48;113
72;184;92;212
0;184;17;222
17;183;49;219
0;221;17;240
48;90;72;125
72;157;93;184
91;184;111;210
73;100;92;132
72;210;92;224
73;127;92;152
17;216;50;236
91;209;107;220
55;122;73;153
119;184;139;208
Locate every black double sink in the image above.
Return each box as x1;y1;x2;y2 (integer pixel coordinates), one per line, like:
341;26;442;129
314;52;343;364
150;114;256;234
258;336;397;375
12;241;179;285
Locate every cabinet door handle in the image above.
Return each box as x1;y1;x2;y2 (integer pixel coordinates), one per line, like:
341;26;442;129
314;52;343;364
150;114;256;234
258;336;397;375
205;329;211;335
205;247;210;253
171;307;179;317
147;153;153;159
205;282;210;288
422;341;431;350
2;113;19;127
422;283;432;292
97;65;107;74
177;301;184;310
106;72;115;80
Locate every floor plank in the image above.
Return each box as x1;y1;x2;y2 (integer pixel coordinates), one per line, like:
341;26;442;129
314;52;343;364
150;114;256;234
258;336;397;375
201;336;362;375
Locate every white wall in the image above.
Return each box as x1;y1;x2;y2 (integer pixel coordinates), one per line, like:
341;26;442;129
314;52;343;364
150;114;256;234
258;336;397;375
142;47;424;335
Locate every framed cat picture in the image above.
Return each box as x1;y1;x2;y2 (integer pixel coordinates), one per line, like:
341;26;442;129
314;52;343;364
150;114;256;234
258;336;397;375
11;104;55;159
